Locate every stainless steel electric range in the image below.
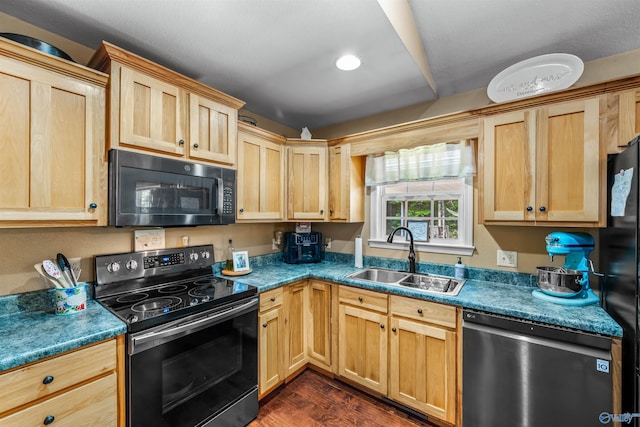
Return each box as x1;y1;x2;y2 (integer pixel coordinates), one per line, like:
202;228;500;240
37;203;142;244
95;245;258;427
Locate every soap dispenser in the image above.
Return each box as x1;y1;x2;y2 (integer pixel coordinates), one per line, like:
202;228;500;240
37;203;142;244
455;257;465;280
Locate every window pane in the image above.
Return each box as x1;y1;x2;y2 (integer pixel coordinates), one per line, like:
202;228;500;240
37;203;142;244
386;200;402;217
443;200;458;218
386;219;402;235
407;200;431;217
445;220;459;238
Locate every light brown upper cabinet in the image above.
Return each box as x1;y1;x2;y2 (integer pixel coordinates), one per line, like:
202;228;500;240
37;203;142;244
480;97;604;226
328;144;365;222
89;41;243;168
0;37;107;227
286;140;328;221
236;123;285;221
610;88;640;152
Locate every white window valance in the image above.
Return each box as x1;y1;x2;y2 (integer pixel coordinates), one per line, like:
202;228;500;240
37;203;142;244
365;140;476;186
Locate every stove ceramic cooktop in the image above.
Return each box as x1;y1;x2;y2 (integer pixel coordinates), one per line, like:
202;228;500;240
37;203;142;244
97;274;256;332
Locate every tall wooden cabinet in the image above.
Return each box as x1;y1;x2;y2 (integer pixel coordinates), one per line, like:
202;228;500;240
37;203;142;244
328;144;365;222
0;37;107;227
481;97;604;226
286;140;328;221
236;123;285;221
89;41;243;168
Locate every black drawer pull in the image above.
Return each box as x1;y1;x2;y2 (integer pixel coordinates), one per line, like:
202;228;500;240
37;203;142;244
42;375;54;385
358;296;363;302
44;415;55;425
262;323;267;328
417;308;423;314
270;297;276;302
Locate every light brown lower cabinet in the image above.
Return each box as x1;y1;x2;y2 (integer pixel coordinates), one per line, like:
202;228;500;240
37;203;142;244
338;286;389;395
258;287;285;398
307;280;332;370
283;282;308;376
258;283;459;425
389;295;457;424
0;337;123;426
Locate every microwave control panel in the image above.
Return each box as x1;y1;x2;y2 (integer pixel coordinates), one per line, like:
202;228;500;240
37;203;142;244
295;233;319;246
222;186;234;215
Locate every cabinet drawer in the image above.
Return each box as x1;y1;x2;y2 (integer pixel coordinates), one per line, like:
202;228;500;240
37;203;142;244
0;339;116;414
0;373;117;426
339;286;388;313
390;295;456;328
260;288;283;312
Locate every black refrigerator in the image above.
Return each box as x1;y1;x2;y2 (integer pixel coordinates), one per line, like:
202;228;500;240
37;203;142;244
600;134;640;423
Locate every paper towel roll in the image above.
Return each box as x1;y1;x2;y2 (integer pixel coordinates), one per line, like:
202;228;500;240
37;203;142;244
354;237;363;268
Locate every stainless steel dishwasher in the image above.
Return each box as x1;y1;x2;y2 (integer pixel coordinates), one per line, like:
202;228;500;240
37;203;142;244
463;309;614;427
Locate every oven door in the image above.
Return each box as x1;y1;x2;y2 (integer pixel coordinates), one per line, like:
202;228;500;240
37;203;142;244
127;297;258;427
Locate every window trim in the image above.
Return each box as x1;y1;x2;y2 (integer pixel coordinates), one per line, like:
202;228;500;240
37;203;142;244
368;176;475;256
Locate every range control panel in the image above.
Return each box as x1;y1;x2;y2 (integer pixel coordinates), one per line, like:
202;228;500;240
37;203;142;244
95;245;214;285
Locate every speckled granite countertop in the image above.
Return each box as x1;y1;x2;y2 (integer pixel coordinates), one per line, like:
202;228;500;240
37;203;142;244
0;291;126;372
217;254;622;337
0;253;622;373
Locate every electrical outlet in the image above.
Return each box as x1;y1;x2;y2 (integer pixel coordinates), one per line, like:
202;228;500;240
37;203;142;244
497;250;517;267
325;237;332;249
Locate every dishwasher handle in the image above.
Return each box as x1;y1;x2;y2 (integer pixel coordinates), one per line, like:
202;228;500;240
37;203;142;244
463;309;611;351
463;320;611;361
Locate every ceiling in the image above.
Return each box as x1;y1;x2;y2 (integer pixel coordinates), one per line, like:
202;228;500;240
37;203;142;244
1;0;639;130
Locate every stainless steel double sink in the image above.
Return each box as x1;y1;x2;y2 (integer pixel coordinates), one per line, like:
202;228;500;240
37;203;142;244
346;267;465;296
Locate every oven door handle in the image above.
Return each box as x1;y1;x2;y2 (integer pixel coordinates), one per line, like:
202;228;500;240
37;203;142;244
130;297;258;355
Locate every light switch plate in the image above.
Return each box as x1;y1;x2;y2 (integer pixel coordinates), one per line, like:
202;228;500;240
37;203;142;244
497;250;517;267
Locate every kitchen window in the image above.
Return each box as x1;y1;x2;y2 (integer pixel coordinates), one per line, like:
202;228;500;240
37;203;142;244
366;141;476;255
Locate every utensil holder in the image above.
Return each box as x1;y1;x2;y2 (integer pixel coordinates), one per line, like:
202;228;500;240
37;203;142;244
54;283;87;315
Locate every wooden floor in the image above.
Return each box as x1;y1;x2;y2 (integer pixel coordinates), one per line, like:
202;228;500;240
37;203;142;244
249;370;437;427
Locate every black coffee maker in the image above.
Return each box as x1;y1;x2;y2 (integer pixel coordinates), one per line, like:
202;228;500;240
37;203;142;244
283;232;323;264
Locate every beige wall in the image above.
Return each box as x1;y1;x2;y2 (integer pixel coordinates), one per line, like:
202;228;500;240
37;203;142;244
0;223;293;295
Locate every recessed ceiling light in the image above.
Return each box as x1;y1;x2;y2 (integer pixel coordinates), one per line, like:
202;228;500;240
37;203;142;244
336;54;361;71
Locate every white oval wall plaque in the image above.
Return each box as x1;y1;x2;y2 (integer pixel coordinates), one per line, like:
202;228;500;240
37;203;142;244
487;53;584;103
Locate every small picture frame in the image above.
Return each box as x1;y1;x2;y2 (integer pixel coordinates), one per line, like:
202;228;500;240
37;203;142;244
407;220;429;242
232;251;250;272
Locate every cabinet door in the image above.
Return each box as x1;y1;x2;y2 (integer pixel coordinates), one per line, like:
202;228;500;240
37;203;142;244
284;283;308;377
258;307;284;397
328;145;365;222
536;98;600;222
482;110;536;222
189;94;237;166
287;145;327;220
237;129;284;220
0;56;104;225
119;66;186;155
338;304;388;394
307;281;331;369
389;317;456;423
616;89;640;151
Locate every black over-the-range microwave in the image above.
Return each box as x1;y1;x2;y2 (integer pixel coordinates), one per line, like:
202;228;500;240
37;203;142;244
108;149;235;227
